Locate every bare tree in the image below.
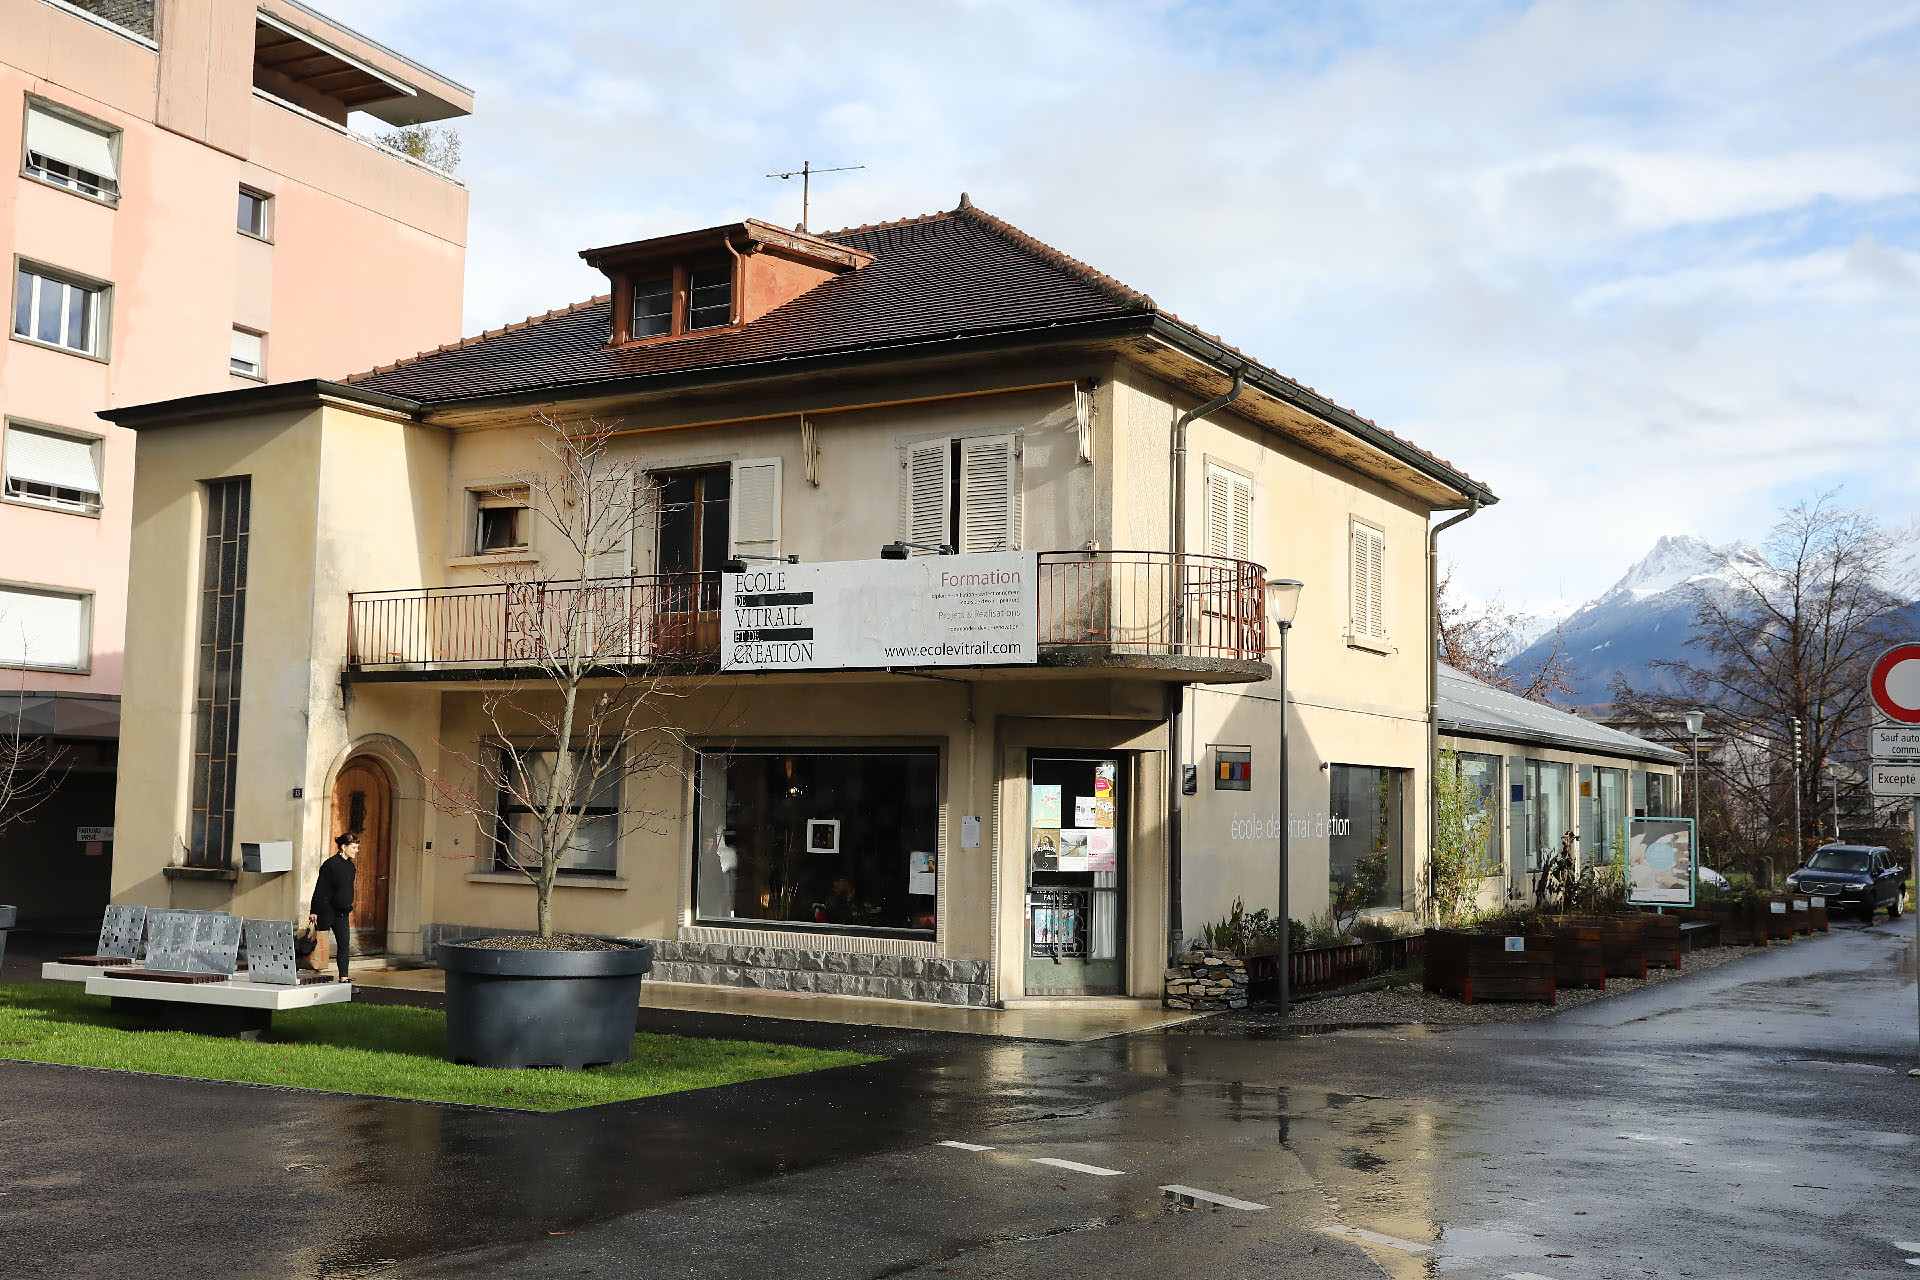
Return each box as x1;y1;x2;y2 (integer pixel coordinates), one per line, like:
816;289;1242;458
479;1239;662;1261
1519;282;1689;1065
1611;494;1907;873
378;124;462;173
1436;565;1574;704
413;414;710;938
0;693;67;841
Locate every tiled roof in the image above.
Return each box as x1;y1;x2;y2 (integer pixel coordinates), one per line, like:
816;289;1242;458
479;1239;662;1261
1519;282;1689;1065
1439;664;1686;764
346;199;1486;494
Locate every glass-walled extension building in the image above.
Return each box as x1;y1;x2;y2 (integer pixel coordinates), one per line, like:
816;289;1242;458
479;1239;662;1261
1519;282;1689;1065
1438;663;1687;910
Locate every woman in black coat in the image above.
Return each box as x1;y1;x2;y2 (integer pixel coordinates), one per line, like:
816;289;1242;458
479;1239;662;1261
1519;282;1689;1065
309;832;359;981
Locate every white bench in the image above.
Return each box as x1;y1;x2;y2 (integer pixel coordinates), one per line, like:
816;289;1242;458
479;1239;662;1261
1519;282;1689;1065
83;972;352;1038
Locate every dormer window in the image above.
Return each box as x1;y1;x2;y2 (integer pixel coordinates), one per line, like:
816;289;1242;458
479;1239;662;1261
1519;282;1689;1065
632;277;672;338
582;220;874;349
688;266;731;331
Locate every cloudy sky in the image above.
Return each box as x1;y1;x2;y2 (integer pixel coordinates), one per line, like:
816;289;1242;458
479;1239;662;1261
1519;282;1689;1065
328;0;1920;613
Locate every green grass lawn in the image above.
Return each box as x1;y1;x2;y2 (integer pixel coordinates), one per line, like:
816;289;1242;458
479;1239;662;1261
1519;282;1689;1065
0;984;877;1111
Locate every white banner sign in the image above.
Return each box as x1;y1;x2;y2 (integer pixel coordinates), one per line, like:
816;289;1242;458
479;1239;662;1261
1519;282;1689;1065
721;551;1038;672
1626;816;1696;906
1869;762;1920;798
1870;725;1920;762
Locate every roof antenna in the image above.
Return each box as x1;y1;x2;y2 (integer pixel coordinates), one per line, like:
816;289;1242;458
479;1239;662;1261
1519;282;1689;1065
765;160;865;233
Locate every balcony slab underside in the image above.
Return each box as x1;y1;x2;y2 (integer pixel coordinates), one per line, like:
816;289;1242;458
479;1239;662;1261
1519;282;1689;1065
341;649;1272;687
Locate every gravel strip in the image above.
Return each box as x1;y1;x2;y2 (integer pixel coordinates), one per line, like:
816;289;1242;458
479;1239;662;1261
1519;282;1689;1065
1239;941;1778;1029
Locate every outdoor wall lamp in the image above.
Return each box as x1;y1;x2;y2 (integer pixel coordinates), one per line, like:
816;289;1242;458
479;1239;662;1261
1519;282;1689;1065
880;540;955;559
721;554;801;572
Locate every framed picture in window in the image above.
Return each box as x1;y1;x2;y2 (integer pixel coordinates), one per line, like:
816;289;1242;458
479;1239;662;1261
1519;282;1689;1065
805;818;841;855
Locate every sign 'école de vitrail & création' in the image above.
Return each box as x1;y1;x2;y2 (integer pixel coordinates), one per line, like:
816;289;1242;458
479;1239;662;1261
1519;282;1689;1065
721;551;1039;672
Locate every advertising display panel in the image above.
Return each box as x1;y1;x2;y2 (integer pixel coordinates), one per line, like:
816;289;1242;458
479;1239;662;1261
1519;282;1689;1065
721;551;1037;671
1626;816;1696;907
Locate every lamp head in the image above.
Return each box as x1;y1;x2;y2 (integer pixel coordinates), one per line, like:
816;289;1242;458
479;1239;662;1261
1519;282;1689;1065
1266;578;1304;630
1684;710;1706;736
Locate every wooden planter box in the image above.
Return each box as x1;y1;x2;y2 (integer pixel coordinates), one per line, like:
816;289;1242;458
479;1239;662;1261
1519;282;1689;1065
1634;912;1683;970
1719;905;1771;946
1785;896;1815;937
1762;896;1795;942
1545;922;1606;990
1802;897;1830;933
1423;929;1555;1005
1563;915;1647;979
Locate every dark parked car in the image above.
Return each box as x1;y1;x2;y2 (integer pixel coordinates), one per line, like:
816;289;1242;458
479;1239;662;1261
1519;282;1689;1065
1786;844;1906;922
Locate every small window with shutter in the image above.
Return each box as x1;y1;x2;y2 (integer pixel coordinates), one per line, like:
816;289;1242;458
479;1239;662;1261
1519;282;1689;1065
22;101;120;204
1204;464;1252;561
1348;517;1388;649
4;421;102;514
900;434;1020;554
729;457;783;561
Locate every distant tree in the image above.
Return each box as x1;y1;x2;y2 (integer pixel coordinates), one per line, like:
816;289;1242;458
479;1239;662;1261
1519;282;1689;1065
0;666;67;841
1436;565;1574;704
1611;494;1906;875
379;124;462;173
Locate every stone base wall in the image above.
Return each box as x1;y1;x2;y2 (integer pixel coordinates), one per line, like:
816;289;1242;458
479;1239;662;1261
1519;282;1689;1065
1164;947;1249;1010
421;924;991;1007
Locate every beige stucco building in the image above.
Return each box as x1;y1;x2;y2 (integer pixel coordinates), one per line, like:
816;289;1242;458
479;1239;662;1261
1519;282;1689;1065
1;0;469;922
106;203;1498;1007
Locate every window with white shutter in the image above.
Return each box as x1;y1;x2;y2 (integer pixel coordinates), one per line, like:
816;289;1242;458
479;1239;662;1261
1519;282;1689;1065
900;438;951;554
729;457;783;561
4;423;102;513
585;478;636;579
229;328;265;379
1204;465;1252;560
23;103;120;203
0;586;89;672
957;434;1018;553
1349;518;1388;648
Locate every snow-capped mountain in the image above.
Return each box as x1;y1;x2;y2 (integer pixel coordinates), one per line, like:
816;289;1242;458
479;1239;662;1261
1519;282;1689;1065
1511;530;1920;709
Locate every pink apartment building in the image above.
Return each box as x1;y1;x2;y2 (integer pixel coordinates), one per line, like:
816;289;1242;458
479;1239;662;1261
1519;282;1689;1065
1;0;471;923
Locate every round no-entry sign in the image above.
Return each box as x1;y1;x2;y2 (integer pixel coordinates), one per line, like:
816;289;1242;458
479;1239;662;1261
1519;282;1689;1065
1869;644;1920;724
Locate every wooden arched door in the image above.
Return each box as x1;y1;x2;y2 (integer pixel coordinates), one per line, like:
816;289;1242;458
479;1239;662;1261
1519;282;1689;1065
331;758;392;954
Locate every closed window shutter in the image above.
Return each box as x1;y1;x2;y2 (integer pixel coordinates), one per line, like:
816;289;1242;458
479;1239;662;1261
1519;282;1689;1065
957;434;1019;553
25;107;118;181
1203;466;1253;561
901;438;951;552
1351;522;1385;640
5;425;100;496
585;479;635;579
0;587;86;669
729;457;782;560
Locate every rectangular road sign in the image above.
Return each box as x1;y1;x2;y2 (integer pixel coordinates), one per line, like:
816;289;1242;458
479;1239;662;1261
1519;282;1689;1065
1869;762;1920;797
1871;725;1920;762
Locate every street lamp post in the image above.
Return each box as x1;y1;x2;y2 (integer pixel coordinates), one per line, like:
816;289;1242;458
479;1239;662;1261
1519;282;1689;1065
1685;710;1705;867
1267;578;1304;1018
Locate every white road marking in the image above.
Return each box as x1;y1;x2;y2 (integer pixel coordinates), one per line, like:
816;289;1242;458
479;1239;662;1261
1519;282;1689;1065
1030;1157;1125;1177
1159;1184;1268;1211
1896;1241;1920;1252
1316;1224;1432;1254
1506;1273;1560;1280
1615;1131;1693;1146
937;1140;994;1151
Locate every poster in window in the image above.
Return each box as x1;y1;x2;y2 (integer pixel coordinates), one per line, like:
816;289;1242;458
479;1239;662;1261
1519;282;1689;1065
1058;828;1091;872
805;818;840;854
1094;763;1117;827
908;851;937;896
1031;828;1060;871
1030;784;1062;828
1086;828;1116;872
1074;795;1098;827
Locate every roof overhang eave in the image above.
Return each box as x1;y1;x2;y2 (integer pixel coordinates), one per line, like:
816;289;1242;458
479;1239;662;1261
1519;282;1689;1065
1440;719;1688;766
1146;315;1497;510
100;379;425;430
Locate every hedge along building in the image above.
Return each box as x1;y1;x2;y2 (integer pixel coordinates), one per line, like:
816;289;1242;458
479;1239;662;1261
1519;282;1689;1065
1437;663;1686;911
103;200;1495;1007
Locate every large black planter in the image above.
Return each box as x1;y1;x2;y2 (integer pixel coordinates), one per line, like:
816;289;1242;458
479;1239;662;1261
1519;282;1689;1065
0;905;13;974
439;937;653;1070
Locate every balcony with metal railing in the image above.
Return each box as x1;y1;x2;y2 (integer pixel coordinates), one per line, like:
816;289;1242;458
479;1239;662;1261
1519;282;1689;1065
345;551;1269;681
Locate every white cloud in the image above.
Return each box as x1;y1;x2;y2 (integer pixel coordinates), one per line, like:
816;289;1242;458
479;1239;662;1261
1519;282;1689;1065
324;0;1920;607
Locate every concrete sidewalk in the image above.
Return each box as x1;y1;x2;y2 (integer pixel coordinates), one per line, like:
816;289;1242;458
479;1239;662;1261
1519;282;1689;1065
350;962;1203;1042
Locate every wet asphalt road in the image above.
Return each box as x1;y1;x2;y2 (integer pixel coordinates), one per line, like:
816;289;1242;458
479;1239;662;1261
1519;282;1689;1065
3;920;1918;1279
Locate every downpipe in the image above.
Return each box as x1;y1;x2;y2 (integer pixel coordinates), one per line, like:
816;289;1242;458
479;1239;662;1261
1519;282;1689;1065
1166;367;1247;957
1427;499;1480;922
